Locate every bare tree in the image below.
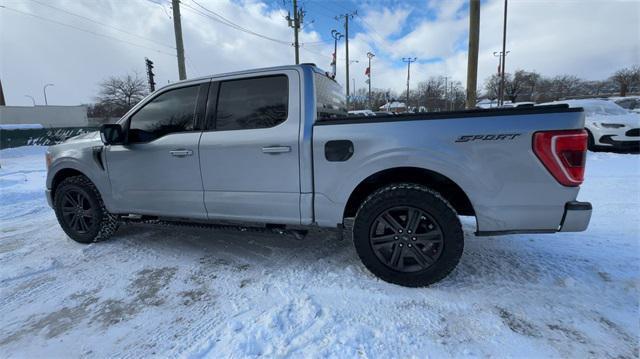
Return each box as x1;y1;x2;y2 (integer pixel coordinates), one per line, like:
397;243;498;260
503;70;537;102
95;73;148;117
611;66;640;97
484;74;504;101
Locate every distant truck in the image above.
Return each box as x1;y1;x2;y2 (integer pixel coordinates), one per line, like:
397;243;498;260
45;64;592;287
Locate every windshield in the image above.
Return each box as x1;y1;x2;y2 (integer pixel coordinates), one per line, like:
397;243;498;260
581;101;629;116
314;72;347;121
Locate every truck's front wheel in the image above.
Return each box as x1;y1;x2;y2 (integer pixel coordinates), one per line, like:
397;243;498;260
352;184;464;287
53;175;119;243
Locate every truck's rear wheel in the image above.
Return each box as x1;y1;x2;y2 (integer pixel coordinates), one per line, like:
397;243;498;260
352;183;464;287
53;175;118;244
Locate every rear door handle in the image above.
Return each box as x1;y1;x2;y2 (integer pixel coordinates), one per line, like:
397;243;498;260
169;149;193;157
262;146;291;154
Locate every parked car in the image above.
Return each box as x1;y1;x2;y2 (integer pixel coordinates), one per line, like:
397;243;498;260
540;99;640;152
46;64;592;287
500;102;535;108
348;110;376;117
610;96;640;114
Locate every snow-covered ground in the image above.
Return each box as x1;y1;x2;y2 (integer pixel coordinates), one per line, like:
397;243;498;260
1;146;638;358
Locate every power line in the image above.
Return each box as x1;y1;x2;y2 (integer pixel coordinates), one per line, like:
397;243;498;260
28;0;176;50
0;5;176;57
354;13;388;50
184;0;292;45
143;0;173;19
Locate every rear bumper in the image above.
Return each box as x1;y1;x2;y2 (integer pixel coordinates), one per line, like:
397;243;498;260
476;201;592;236
598;135;640;152
559;201;592;232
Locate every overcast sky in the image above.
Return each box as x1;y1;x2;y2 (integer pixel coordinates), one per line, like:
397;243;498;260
1;0;638;106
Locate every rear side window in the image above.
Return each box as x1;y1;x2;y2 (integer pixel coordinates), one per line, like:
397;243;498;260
215;75;288;131
315;72;347;121
128;85;199;142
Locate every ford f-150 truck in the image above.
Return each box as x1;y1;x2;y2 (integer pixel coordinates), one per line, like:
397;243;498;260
45;64;592;287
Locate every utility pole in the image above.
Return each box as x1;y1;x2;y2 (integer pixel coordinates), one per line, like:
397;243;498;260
366;52;375;109
171;0;187;80
337;11;356;109
450;82;454;110
0;78;5;106
402;58;417;109
43;83;54;106
466;0;480;109
287;0;303;64
330;29;343;79
444;76;448;110
498;0;508;106
145;58;156;92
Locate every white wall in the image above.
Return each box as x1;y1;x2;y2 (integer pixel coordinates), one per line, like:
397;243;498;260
0;105;88;127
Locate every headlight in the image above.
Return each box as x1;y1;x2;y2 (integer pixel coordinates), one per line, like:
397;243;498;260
600;123;625;128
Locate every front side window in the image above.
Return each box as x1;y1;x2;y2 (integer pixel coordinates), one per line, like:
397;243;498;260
216;75;288;131
128;85;199;142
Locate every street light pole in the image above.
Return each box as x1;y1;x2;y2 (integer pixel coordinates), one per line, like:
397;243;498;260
493;50;509;105
25;95;36;106
330;30;343;79
367;51;375;110
498;0;508;106
402;57;417;109
352;78;356;102
43;83;54;105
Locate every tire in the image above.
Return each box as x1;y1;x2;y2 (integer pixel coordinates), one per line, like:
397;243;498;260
352;183;464;287
53;175;119;244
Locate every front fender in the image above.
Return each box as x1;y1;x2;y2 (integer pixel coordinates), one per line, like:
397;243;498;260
47;148;115;212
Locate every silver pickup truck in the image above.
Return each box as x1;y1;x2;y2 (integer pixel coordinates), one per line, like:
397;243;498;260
45;64;592;287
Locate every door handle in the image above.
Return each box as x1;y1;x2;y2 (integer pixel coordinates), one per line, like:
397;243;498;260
169;149;193;157
262;146;291;154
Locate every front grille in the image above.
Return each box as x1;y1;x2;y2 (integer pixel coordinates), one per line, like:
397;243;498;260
626;128;640;137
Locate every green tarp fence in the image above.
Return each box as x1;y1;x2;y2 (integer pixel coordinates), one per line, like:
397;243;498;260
0;127;98;149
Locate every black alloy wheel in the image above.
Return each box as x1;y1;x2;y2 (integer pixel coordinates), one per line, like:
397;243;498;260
369;206;444;273
59;188;97;234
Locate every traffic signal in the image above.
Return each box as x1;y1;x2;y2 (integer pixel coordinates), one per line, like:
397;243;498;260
145;58;156;92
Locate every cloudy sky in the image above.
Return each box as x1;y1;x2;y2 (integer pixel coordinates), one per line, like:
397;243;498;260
1;0;638;106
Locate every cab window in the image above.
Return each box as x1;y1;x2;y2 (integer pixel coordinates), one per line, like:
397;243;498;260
215;75;288;131
128;85;199;142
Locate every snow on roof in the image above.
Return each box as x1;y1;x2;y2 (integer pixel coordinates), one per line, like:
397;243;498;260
0;124;45;130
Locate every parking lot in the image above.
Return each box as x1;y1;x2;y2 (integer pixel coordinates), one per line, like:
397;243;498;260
1;146;638;358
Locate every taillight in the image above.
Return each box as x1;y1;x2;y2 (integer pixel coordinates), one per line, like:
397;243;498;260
533;129;587;187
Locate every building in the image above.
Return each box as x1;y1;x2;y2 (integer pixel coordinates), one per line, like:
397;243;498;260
0;105;89;128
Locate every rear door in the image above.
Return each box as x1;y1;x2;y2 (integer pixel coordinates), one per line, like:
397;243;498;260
105;83;209;219
199;70;301;224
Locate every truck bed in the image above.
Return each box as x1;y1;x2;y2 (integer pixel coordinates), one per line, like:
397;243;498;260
311;105;585;233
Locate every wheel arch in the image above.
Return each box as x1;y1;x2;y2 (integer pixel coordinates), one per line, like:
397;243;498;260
50;168;89;200
342;167;476;219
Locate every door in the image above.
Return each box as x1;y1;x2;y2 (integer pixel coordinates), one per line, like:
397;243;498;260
199;71;302;224
105;83;208;219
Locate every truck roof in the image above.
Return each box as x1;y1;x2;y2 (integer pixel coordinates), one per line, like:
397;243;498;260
157;63;324;91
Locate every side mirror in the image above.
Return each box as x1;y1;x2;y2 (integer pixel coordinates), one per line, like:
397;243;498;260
100;124;125;145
